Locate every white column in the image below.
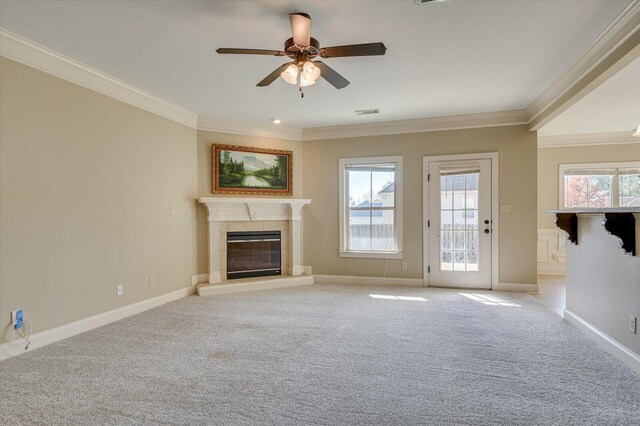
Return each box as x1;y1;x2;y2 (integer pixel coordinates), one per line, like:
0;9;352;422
290;202;304;276
208;220;222;283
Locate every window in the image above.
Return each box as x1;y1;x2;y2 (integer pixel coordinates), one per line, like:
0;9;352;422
439;168;480;271
339;156;403;258
560;162;640;208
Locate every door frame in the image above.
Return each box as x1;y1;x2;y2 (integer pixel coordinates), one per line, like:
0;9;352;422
423;152;499;289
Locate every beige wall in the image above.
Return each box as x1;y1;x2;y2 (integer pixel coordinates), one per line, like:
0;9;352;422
0;55;540;344
302;125;537;284
0;58;198;338
538;143;640;229
196;130;303;272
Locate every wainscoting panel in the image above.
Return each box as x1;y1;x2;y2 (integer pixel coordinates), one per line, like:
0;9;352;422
537;229;566;275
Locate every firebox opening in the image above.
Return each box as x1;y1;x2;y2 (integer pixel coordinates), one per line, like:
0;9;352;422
226;231;282;280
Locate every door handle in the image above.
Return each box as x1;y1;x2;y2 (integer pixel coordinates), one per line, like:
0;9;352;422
484;229;490;234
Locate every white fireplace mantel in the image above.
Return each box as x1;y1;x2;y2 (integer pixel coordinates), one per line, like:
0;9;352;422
198;197;311;222
198;197;311;284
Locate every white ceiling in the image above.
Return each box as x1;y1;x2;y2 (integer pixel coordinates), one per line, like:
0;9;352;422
0;0;631;129
538;56;640;136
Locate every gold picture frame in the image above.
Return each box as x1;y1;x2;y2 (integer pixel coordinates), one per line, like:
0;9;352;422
212;144;293;195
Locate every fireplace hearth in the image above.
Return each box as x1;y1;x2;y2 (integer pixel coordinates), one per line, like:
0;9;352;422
227;231;281;279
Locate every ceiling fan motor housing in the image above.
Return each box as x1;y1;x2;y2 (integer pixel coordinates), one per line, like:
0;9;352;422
284;37;320;57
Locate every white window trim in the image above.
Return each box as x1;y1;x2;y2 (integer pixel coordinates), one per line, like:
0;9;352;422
558;161;640;208
338;155;403;259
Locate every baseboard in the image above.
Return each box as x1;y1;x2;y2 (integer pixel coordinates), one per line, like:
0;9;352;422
313;274;424;287
197;275;313;296
0;286;195;361
494;282;539;293
302;265;312;275
537;265;566;275
191;274;209;286
564;310;640;375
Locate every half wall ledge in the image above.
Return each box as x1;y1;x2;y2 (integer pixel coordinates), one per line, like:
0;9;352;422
548;208;639;256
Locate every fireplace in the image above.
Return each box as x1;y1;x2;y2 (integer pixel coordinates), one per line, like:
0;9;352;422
198;197;311;284
226;231;281;279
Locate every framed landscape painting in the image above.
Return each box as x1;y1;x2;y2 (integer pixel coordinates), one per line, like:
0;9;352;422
212;144;293;195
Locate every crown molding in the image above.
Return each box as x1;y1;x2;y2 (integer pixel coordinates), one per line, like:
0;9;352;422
197;116;303;141
538;132;639;148
2;3;637;142
0;28;198;129
526;1;640;125
197;110;529;142
300;110;529;141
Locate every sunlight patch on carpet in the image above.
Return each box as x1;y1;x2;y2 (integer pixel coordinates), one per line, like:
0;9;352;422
459;292;520;307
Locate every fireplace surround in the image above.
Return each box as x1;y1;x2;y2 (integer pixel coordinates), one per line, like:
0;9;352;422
198;197;311;284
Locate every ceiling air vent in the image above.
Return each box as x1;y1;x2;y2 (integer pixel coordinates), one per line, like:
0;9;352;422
355;109;380;116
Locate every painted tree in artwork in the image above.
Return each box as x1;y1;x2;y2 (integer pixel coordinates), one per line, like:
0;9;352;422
218;150;246;187
254;155;288;187
221;150;232;175
276;156;288;181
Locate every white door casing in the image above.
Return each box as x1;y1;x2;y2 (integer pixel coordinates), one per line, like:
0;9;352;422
423;153;499;289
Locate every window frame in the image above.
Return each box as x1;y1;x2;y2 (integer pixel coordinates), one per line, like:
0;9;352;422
559;161;640;209
338;155;403;259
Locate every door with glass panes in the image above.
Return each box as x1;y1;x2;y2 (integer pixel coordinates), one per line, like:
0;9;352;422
428;159;492;289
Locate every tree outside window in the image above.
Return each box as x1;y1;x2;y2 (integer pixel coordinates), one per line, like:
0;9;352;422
562;164;640;208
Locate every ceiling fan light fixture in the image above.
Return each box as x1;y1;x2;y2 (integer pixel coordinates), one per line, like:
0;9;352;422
303;61;321;82
280;64;298;85
633;125;640;138
299;71;317;87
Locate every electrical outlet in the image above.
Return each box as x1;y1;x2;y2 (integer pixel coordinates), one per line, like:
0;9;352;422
629;315;637;334
11;309;24;329
169;204;176;215
500;204;512;214
149;276;155;288
116;284;123;296
401;262;408;271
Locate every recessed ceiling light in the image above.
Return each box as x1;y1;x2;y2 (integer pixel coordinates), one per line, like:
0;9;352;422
272;118;281;124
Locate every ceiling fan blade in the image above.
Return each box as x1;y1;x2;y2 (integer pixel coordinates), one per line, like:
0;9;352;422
257;62;294;87
314;61;350;89
289;13;311;46
216;48;286;56
318;42;387;58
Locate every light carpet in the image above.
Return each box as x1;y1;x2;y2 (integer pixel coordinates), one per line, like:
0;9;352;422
1;284;639;425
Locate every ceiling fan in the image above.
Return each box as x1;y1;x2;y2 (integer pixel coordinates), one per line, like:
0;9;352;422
216;13;387;97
